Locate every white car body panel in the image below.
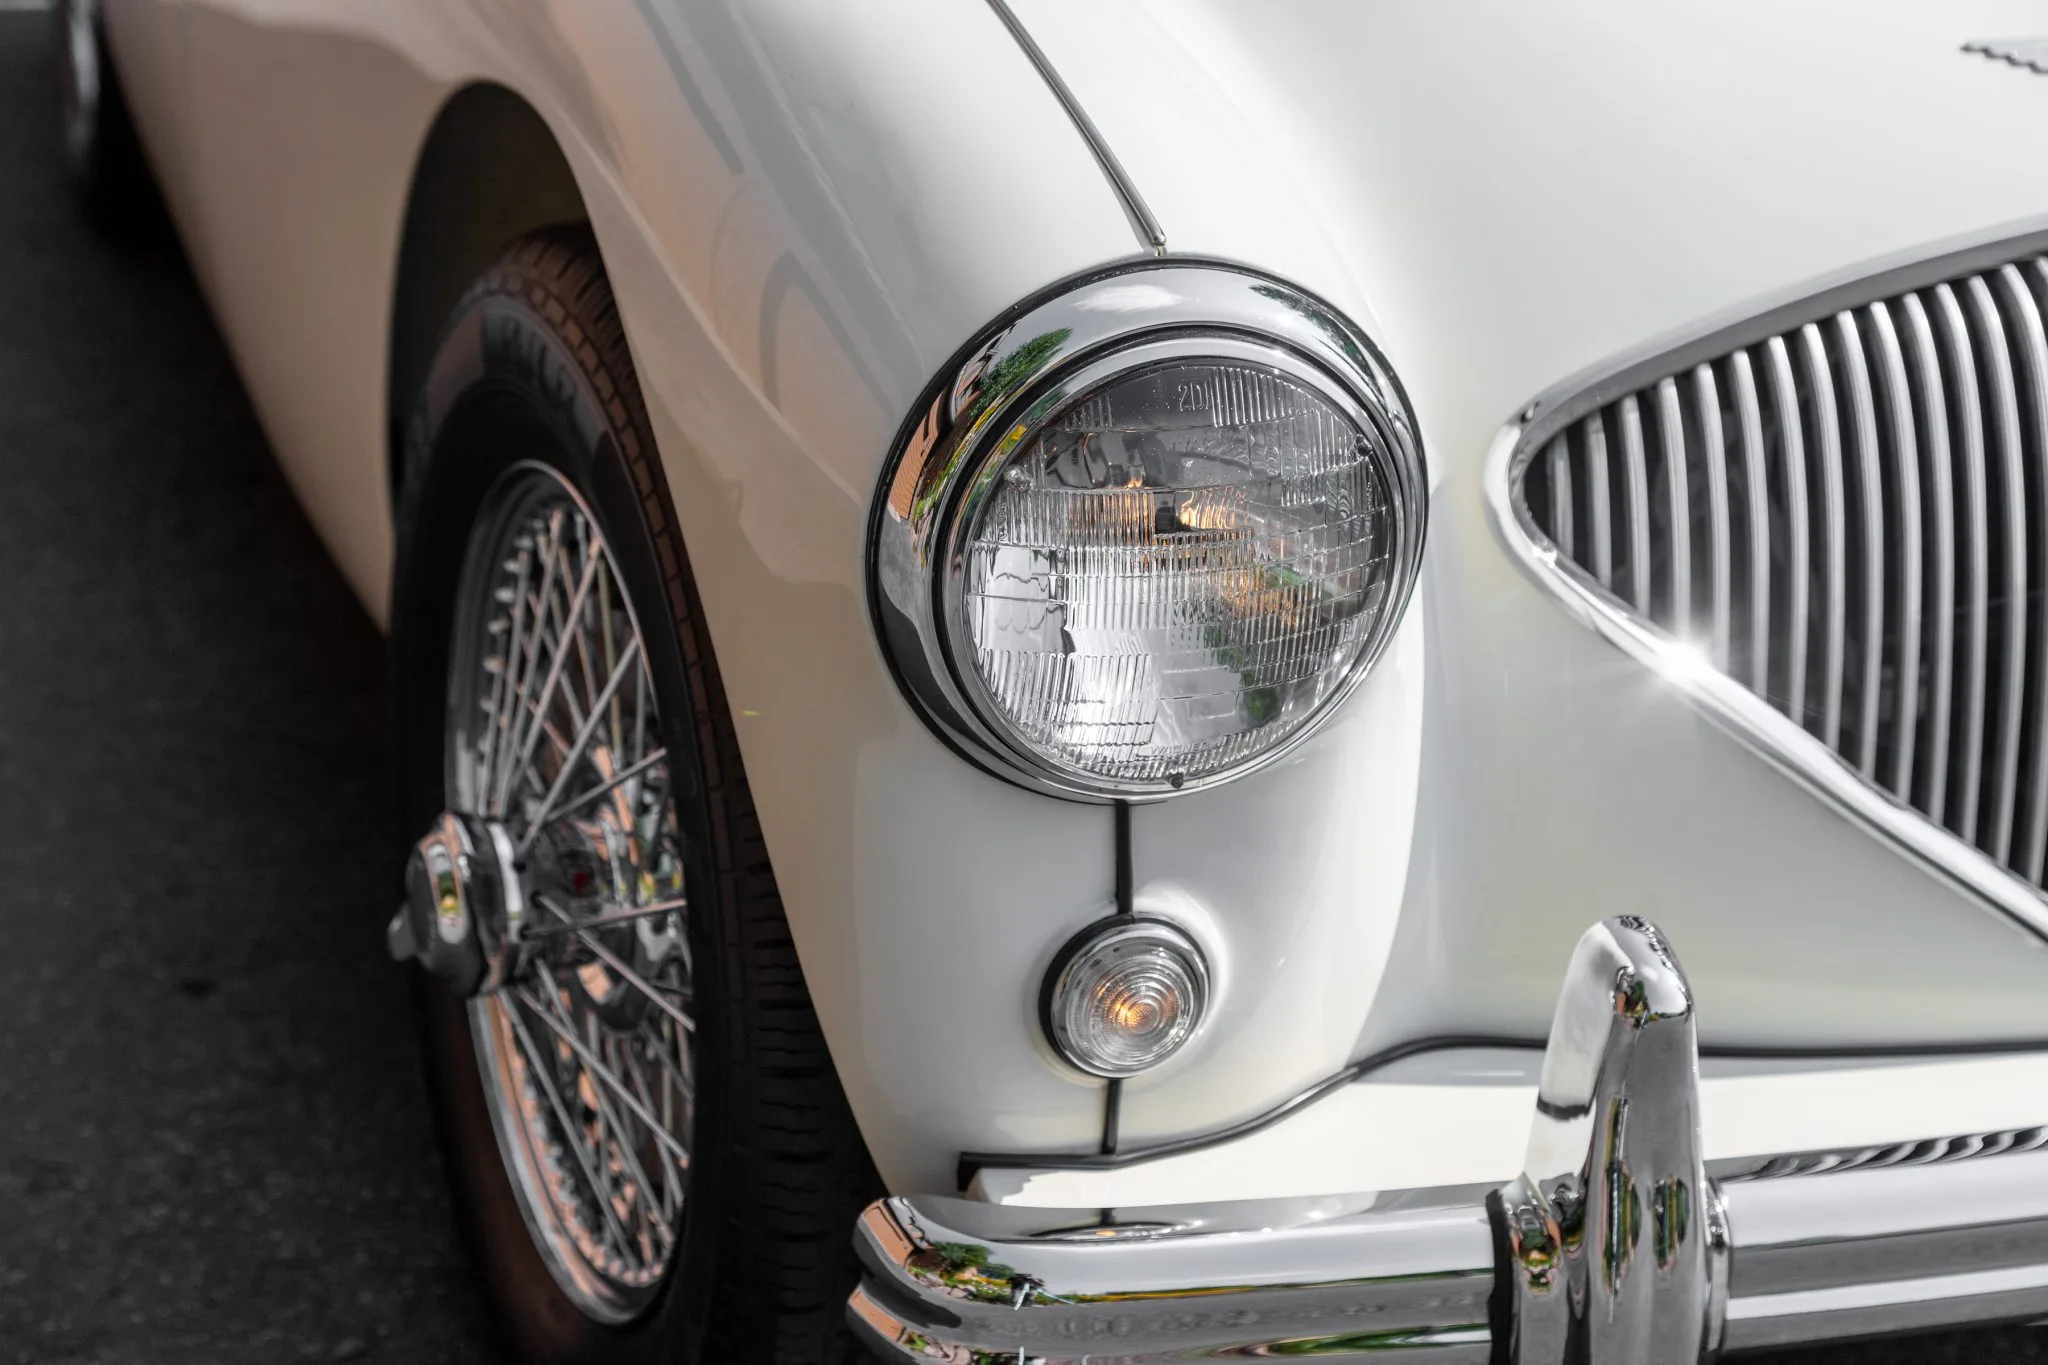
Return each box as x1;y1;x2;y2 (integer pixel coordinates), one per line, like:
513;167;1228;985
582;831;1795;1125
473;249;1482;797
104;0;1152;1193
1012;0;2048;1086
95;0;2048;1200
977;1047;2048;1208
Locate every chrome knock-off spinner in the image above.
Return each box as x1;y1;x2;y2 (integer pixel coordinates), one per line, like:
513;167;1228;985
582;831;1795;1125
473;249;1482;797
388;811;525;996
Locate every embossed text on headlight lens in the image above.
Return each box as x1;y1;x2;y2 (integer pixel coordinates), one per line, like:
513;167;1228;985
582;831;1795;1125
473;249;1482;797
960;360;1396;787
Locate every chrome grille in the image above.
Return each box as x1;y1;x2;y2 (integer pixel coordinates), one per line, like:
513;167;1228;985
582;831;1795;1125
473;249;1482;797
1519;259;2048;887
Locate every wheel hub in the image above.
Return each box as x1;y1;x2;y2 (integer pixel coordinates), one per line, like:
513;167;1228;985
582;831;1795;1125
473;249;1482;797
388;812;523;997
389;805;675;1015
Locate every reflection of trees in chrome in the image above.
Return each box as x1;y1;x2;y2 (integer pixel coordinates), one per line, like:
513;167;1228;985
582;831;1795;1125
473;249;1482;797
1653;1175;1692;1271
905;1240;1024;1305
909;327;1077;532
967;328;1073;425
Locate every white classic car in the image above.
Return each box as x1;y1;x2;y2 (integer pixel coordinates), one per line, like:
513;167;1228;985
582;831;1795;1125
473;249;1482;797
58;0;2048;1360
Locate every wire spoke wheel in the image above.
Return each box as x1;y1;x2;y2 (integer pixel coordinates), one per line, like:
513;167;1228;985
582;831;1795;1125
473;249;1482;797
447;463;693;1323
398;232;879;1358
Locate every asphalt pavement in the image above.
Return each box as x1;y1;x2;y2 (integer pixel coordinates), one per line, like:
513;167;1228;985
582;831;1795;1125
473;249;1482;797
0;10;2043;1365
0;13;491;1364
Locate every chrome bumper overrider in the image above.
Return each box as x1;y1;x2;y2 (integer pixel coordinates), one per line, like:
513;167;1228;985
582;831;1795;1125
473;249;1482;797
847;918;2048;1362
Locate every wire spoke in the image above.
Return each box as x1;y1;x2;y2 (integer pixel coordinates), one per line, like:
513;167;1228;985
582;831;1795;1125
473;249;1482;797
506;545;601;812
632;661;650;768
495;508;564;815
517;980;692;1165
533;747;668;833
476;543;530;802
565;520;604;731
557;994;674;1250
646;1033;696;1106
581;937;695;1036
601;569;625;779
516;638;645;852
588;1031;676;1245
536;892;696;1031
521;596;590;735
519;897;688;941
501;1000;638;1260
616;1039;684;1226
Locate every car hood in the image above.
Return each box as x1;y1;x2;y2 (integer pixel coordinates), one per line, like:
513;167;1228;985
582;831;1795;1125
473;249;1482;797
1009;0;2048;472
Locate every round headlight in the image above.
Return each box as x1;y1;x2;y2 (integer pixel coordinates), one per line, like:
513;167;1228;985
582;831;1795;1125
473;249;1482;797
1043;918;1210;1078
871;265;1424;800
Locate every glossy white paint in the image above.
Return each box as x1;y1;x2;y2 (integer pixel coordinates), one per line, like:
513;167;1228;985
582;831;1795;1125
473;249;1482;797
976;1046;2048;1209
105;0;1149;1193
95;0;2048;1198
1007;0;2048;1153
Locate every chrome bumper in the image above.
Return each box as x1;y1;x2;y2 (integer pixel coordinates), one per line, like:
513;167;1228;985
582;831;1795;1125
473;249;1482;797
847;917;2048;1362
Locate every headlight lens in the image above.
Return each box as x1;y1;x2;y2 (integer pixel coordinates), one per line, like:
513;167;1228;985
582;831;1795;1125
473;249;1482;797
870;264;1425;800
958;358;1397;788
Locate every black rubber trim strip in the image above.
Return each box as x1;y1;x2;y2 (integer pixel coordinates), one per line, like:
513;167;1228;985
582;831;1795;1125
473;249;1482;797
1698;1037;2048;1059
1100;1078;1122;1157
957;1031;2048;1190
960;1033;1531;1190
1098;801;1135;1156
1114;800;1133;914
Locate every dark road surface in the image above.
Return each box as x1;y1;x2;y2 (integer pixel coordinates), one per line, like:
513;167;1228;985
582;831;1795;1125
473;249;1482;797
0;13;490;1365
0;10;2043;1365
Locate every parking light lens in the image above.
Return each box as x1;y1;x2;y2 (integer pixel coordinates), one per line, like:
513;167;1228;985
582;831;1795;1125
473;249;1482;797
1044;919;1210;1078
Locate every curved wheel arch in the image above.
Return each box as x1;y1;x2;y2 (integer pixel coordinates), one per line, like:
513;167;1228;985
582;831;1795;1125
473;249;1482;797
386;82;593;508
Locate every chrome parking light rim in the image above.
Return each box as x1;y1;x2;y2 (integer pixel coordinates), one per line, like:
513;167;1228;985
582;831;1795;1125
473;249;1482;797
447;463;695;1323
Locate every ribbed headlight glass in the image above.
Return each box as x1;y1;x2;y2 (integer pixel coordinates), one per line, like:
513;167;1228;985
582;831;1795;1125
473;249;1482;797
957;359;1397;788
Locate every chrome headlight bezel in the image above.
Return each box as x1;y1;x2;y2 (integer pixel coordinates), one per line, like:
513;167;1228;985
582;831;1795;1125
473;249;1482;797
867;261;1427;802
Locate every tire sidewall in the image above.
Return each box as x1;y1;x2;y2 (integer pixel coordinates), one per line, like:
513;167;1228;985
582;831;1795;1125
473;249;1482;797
392;281;727;1365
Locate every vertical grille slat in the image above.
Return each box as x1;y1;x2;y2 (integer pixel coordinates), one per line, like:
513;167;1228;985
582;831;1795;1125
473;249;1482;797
1657;377;1693;640
1732;351;1772;696
1619;395;1653;614
1696;363;1734;670
1998;264;2048;882
1867;301;1922;799
1764;337;1809;731
1803;321;1849;752
1836;310;1887;780
1965;274;2025;865
1547;435;1574;560
1587;411;1613;590
1899;292;1956;827
1514;247;2048;899
1933;282;1991;845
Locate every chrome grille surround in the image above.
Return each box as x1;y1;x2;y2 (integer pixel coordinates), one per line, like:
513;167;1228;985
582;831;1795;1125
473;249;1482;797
1485;219;2048;942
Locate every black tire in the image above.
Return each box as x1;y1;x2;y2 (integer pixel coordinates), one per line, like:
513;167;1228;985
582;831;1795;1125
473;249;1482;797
390;227;882;1364
54;0;154;227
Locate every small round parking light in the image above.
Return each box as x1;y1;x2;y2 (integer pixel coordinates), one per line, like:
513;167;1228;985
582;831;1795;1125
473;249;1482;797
1043;919;1210;1078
